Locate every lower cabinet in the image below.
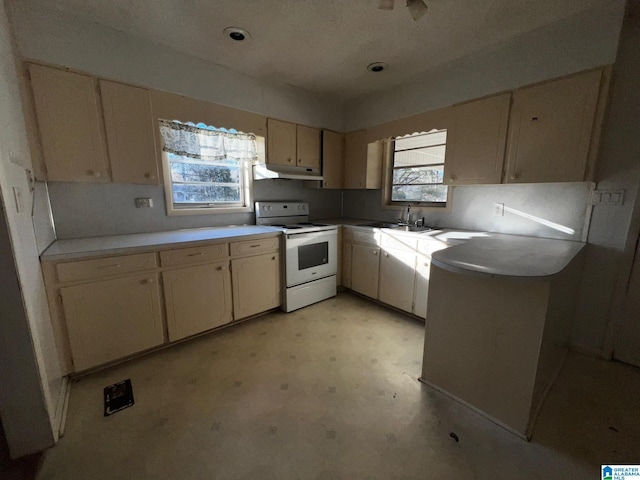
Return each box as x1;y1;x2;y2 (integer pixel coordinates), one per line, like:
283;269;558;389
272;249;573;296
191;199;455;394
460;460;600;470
232;252;281;320
351;243;380;299
342;239;352;288
378;248;417;313
413;255;431;319
61;273;164;371
162;261;232;342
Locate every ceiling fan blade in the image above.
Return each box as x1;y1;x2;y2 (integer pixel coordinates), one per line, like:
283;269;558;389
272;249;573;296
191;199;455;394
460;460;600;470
406;0;427;21
379;0;395;10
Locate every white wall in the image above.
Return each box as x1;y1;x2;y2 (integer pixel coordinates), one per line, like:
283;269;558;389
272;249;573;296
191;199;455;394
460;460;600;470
344;1;625;131
48;180;342;239
343;182;593;242
10;0;343;131
0;0;60;457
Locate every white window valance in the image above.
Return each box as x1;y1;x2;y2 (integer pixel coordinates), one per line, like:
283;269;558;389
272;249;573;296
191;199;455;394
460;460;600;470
159;119;257;162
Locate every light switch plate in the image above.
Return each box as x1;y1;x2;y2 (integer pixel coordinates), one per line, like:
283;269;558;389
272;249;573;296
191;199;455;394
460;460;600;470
493;202;505;217
592;189;624;206
135;198;153;208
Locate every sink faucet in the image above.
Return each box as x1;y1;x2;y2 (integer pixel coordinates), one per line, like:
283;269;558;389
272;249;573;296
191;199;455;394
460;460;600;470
398;205;411;225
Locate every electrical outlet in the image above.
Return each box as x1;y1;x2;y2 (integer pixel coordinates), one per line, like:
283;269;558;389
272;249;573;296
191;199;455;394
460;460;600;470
493;202;505;217
135;198;153;208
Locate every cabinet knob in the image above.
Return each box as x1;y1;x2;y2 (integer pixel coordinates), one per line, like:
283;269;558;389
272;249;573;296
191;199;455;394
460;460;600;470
287;158;292;163
217;266;226;271
272;256;276;260
144;172;156;180
324;181;327;187
450;174;456;181
510;172;520;180
88;170;101;178
384;252;389;257
298;158;302;163
141;278;154;284
373;250;378;255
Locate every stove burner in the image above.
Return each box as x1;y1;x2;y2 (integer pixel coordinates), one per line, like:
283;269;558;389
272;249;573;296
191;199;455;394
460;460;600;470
284;225;303;229
271;224;287;228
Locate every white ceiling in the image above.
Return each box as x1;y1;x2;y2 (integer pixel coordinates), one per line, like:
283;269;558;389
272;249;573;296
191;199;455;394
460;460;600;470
42;0;610;101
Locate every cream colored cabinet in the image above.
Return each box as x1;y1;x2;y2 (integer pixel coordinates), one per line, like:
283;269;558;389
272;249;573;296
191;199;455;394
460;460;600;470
378;247;417;313
296;124;321;169
505;69;602;183
267;118;296;166
444;93;511;185
232;252;281;319
29;63;109;182
321;130;344;189
162;261;232;342
341;228;353;288
350;243;380;299
100;80;159;184
60;274;164;371
343;131;383;189
413;255;431;319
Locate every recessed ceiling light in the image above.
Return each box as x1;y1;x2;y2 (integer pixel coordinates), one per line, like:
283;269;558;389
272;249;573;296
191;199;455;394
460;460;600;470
224;27;251;42
367;62;388;73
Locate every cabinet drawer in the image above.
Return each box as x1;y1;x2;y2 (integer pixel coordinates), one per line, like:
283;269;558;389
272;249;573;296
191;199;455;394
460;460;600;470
352;229;378;246
380;234;417;251
160;243;229;267
230;237;279;256
56;253;157;283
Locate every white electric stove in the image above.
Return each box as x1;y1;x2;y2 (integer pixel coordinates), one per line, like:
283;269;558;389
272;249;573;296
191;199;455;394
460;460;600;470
256;202;338;312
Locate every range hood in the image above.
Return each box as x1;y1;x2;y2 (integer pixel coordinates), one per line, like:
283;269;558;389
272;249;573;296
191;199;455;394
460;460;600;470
253;163;323;181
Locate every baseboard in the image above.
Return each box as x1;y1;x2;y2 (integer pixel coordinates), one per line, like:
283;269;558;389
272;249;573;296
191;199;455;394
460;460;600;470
568;341;604;359
417;376;530;441
52;376;71;440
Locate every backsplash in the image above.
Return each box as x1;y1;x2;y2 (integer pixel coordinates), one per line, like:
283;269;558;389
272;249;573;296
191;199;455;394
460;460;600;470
48;180;342;239
343;182;594;242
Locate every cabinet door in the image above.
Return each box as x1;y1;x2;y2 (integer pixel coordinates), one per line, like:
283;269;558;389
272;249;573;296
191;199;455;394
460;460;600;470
505;70;602;183
296;125;321;169
101;80;159;184
162;261;232;342
444;94;511;185
343;130;368;188
413;255;431;319
61;274;164;371
350;243;380;299
342;240;352;288
29;64;109;182
379;248;417;313
232;252;281;319
322;130;344;189
267;119;296;166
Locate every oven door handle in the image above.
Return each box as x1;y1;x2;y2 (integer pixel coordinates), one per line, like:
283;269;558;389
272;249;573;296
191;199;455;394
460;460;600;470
286;231;335;241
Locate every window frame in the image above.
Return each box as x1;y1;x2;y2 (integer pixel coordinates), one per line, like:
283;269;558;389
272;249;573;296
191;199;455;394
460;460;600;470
159;121;265;216
381;133;453;213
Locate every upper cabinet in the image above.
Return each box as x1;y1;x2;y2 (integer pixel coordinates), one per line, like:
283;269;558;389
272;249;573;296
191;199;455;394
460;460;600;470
267;118;321;169
29;64;109;182
100;80;159;184
343;130;382;189
296;124;321;169
504;69;603;184
267;118;296;166
444;93;511;185
321;130;344;189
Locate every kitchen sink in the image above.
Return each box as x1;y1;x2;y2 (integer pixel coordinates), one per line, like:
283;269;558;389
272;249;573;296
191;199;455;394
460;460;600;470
359;222;435;233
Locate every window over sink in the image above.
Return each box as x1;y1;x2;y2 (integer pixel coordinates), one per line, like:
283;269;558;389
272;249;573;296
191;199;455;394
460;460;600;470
389;129;449;207
158;119;260;215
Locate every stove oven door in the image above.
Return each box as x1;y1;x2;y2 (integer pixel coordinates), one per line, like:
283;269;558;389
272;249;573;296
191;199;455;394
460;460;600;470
285;230;337;287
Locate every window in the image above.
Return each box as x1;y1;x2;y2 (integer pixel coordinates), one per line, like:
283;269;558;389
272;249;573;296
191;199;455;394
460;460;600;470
389;129;448;207
159;120;257;215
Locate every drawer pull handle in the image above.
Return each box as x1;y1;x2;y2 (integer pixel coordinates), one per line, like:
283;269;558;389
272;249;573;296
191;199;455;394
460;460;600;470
187;252;204;257
250;244;261;248
100;264;121;269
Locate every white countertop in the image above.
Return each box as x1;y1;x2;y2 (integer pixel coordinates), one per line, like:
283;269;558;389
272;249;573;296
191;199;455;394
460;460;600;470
42;226;282;260
431;233;585;278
